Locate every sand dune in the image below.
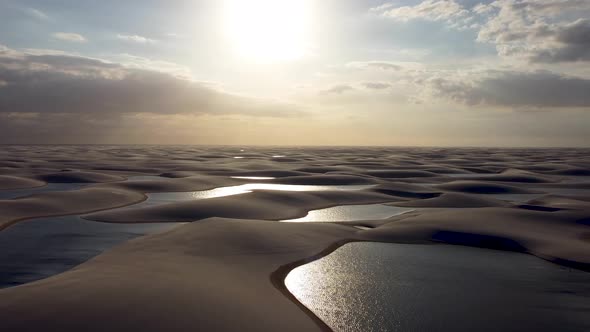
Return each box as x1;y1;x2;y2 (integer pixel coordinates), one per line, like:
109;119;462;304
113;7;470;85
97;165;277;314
0;188;145;230
0;175;45;190
0;219;355;331
361;207;590;269
458;169;556;183
361;170;439;178
36;171;125;183
393;192;509;208
100;175;242;193
227;170;309;178
371;182;440;198
2;210;589;330
0;145;589;331
435;180;541;194
526;194;590;210
86;190;397;223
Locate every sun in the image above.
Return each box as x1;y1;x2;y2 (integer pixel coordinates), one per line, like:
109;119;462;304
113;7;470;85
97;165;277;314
224;0;311;62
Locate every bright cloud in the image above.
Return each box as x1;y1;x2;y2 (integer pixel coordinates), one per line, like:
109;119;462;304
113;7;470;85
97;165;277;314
117;34;157;44
52;32;87;43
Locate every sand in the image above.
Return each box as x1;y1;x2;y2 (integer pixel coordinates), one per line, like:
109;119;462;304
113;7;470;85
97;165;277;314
392;192;510;208
0;219;354;331
434;180;541;194
85;190;398;223
0;188;146;231
0;175;45;190
35;171;126;183
0;145;589;331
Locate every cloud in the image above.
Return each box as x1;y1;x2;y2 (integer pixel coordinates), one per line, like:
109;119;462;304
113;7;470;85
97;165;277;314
375;0;590;63
362;82;392;90
52;32;87;43
347;61;401;71
372;0;473;28
427;70;590;108
0;45;305;143
117;34;157;44
476;1;590;63
107;54;192;78
23;7;50;21
372;0;467;21
0;45;303;118
528;19;590;63
319;84;355;95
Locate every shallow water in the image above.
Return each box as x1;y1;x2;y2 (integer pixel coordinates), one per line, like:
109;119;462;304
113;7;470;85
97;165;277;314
0;216;180;288
230;176;276;180
282;204;412;222
0;175;160;200
286;242;590;332
0;183;86;200
141;183;377;207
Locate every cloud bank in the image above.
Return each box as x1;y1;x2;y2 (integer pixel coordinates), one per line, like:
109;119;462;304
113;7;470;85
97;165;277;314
0;45;302;117
427;70;590;108
0;45;304;143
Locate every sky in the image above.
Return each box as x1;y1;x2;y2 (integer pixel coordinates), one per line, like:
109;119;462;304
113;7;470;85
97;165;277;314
0;0;589;146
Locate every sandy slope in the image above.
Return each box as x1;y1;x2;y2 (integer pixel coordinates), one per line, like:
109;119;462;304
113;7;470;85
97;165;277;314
0;188;146;230
0;219;354;331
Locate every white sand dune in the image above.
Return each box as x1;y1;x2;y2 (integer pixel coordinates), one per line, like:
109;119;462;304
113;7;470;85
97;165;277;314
0;188;145;230
85;190;397;223
0;219;354;331
0;145;588;331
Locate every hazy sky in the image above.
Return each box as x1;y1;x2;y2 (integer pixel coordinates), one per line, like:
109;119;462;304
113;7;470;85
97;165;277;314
1;0;589;146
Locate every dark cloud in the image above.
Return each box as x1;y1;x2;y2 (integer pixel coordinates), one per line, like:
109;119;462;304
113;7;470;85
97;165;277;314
0;45;305;143
530;19;590;63
430;70;590;108
0;46;303;117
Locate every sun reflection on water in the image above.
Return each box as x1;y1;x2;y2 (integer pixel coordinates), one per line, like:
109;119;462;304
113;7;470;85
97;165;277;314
285;242;590;332
230;176;276;180
189;183;376;200
282;204;412;222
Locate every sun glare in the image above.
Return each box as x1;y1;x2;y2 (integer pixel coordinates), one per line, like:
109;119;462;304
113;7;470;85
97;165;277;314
224;0;311;62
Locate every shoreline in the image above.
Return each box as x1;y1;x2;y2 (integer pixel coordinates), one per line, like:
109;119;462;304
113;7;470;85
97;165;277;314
0;189;148;232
